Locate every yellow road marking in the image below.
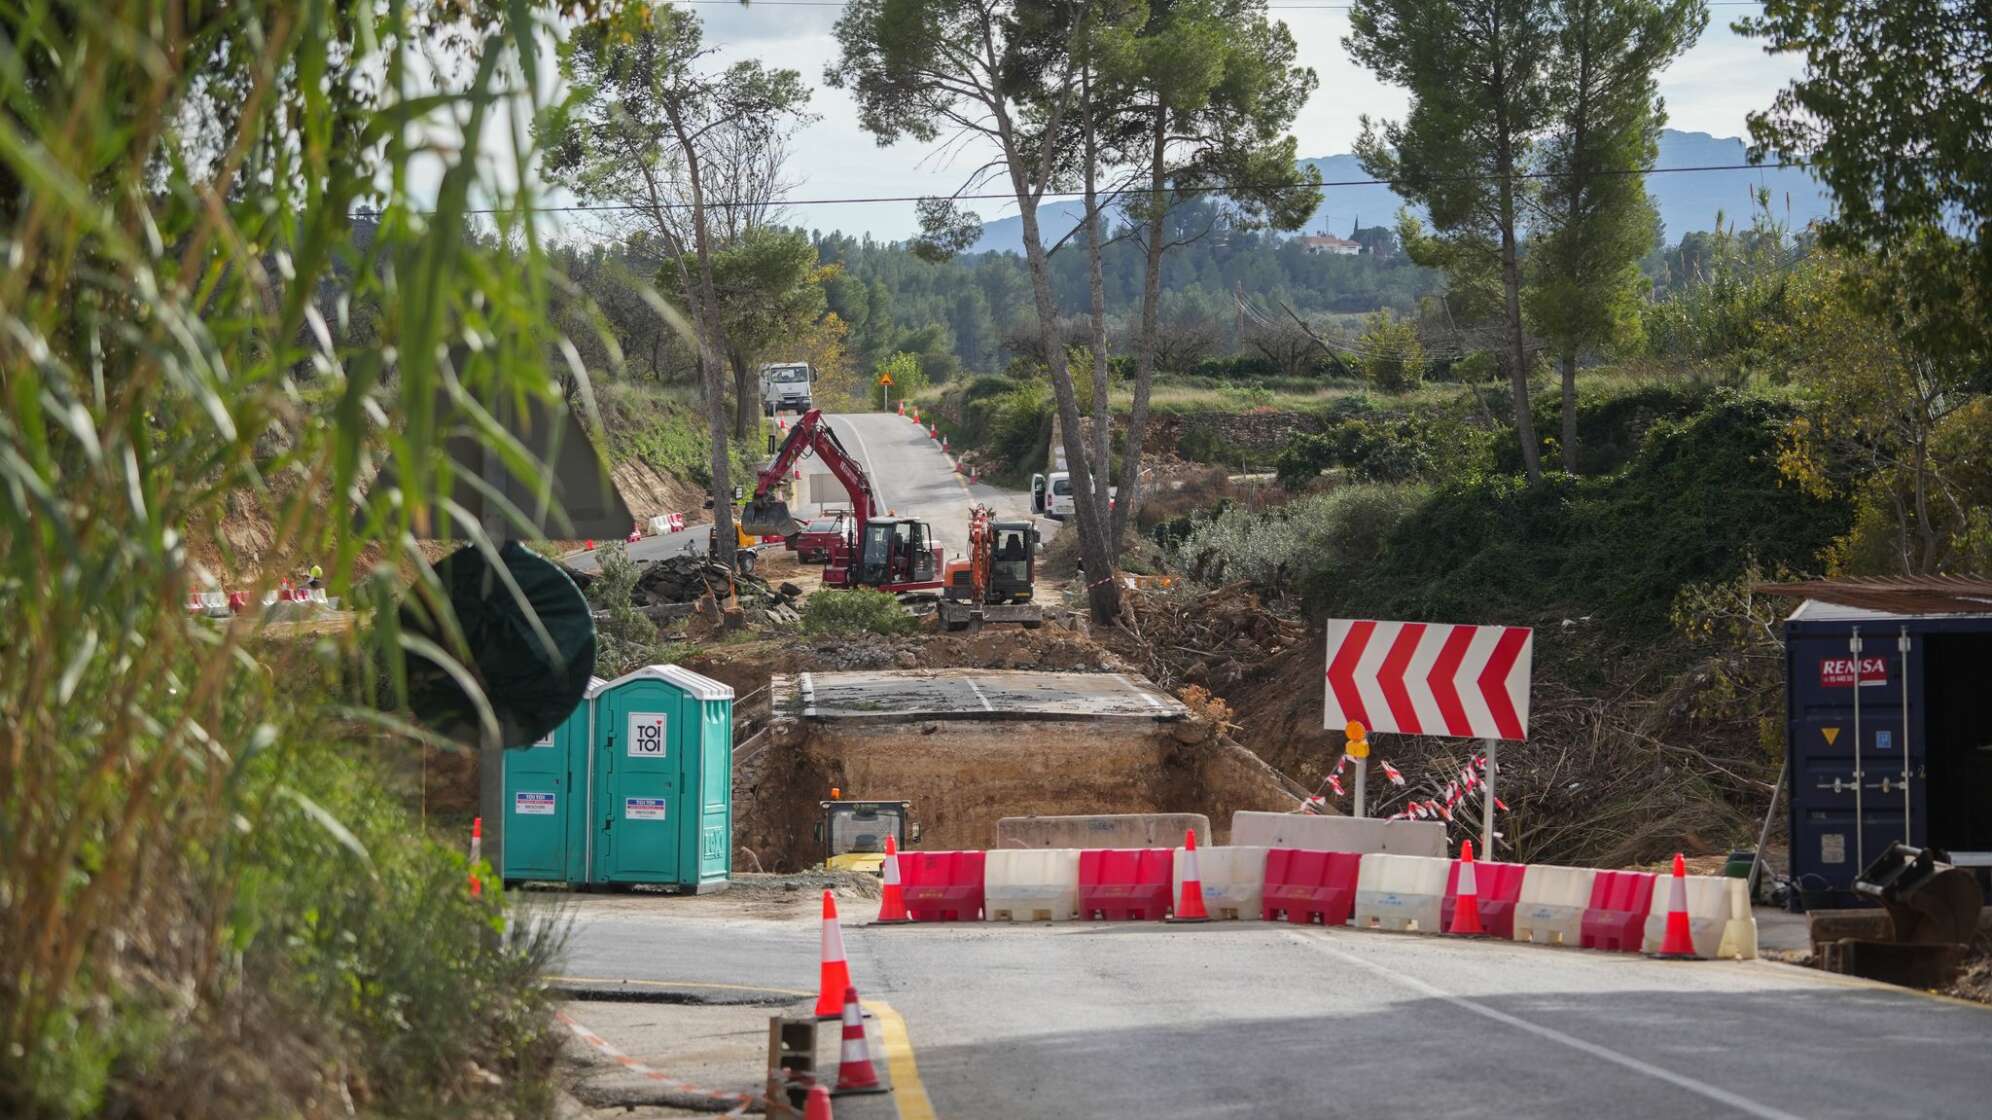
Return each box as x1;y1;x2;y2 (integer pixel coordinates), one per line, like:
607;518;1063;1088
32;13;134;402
548;975;812;997
864;998;938;1120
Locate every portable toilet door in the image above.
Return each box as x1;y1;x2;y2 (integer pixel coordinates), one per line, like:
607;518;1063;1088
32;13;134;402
500;675;604;886
592;665;735;888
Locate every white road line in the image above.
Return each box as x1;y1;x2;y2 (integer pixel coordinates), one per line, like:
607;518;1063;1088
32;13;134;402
800;672;815;718
1112;673;1168;712
1288;933;1808;1120
830;414;887;512
964;676;996;712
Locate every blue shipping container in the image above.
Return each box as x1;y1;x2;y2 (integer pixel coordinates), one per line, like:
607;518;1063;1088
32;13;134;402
1784;600;1992;906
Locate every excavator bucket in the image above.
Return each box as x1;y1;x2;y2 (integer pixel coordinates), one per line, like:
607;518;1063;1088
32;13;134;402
738;495;799;537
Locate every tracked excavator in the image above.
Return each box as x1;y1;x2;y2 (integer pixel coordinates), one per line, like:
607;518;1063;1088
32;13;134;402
737;409;943;592
940;505;1043;630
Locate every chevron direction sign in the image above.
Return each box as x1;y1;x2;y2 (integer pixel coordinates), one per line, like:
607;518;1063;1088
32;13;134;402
1324;620;1534;741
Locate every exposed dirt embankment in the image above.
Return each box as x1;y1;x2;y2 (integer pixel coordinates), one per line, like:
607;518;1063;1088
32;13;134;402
734;714;1299;870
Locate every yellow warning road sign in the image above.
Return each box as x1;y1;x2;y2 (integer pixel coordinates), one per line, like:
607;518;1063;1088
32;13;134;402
878;372;893;386
1822;726;1840;746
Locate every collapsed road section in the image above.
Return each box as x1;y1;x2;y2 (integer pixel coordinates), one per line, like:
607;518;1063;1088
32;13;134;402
733;669;1302;870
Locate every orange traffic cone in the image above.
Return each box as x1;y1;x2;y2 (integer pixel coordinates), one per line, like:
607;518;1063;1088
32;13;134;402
897;401;904;416
1450;839;1486;936
815;890;854;1018
834;985;884;1094
585;538;595;551
804;1082;834;1119
876;835;910;924
1651;852;1702;959
1168;828;1211;922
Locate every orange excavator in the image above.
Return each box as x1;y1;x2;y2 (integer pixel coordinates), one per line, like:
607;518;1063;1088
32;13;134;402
737;409;943;592
940;505;1043;630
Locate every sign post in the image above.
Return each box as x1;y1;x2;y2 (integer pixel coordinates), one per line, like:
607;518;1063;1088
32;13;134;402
878;371;893;412
1346;721;1370;818
1324;619;1533;853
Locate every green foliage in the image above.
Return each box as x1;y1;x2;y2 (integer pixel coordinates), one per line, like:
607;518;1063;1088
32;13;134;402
1526;0;1705;391
1332;391;1851;631
599;383;760;488
800;590;920;636
1496;377;1718;475
1355;309;1428;392
0;3;592;1113
1640;207;1806;371
1741;0;1992;363
1166;483;1429;603
878;351;931;400
587;543;675;676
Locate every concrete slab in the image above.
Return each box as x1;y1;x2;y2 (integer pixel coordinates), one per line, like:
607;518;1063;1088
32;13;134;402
784;669;1188;724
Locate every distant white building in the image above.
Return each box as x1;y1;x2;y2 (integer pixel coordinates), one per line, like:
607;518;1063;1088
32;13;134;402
1298;233;1362;256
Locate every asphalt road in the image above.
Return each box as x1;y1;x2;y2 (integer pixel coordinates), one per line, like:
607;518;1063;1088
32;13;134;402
562;410;1046;574
559;899;1992;1120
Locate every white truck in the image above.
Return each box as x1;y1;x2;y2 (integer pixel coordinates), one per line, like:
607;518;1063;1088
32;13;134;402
759;361;817;415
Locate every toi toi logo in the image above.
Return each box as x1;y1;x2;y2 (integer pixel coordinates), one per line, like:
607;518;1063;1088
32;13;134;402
629;713;667;757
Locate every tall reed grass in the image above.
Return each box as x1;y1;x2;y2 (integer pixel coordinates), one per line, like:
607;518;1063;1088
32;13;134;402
0;1;601;1113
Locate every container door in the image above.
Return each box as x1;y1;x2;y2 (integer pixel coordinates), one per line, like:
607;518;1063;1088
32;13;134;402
601;685;681;882
698;699;733;884
502;728;566;881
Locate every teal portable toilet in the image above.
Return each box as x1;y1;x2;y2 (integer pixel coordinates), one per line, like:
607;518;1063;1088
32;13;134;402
496;676;606;886
590;665;734;892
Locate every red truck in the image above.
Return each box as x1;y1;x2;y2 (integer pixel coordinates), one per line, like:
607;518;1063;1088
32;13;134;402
787;510;852;565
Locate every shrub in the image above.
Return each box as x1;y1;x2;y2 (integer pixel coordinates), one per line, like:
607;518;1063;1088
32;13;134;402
586;542;675;675
1275;415;1459;489
1165;483;1427;602
1356;310;1427;392
801;589;920;636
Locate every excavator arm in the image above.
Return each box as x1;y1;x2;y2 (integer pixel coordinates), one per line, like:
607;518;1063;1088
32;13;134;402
738;409;879;538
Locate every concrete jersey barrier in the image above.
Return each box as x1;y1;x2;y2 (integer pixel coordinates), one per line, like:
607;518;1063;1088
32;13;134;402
1229;811;1445;857
1642;873;1758;959
984;848;1081;922
998;814;1211;850
1353;853;1451;932
1172;845;1268;920
1511;865;1597;946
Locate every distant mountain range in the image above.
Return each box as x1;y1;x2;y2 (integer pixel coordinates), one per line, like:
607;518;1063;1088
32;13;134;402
964;129;1830;255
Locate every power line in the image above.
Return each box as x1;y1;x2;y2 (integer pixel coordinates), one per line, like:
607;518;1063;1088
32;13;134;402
356;161;1807;218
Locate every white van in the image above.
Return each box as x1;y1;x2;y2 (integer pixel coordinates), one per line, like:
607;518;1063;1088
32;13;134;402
1031;471;1113;521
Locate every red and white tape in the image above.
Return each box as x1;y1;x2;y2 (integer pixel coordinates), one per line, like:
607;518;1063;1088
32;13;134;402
556;1010;765;1115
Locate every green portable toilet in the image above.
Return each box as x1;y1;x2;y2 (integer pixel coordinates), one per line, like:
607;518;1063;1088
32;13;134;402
590;665;734;892
496;675;606;886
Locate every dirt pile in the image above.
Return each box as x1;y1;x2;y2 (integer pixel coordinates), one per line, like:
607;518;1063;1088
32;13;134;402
565;553;804;625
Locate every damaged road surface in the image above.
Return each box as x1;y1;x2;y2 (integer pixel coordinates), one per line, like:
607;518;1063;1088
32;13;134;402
787;669;1187;722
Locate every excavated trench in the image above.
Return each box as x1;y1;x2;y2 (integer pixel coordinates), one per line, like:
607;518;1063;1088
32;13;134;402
731;669;1304;871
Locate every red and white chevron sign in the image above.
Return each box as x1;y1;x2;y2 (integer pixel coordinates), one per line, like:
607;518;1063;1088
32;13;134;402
1324;619;1534;741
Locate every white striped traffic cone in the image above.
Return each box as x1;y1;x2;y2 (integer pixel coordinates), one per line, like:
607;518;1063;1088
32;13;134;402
1449;839;1485;936
815;891;854;1017
875;835;909;923
833;985;884;1094
1168;828;1211;922
1650;853;1703;959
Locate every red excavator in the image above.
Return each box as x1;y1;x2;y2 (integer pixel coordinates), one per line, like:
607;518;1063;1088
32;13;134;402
737;409;943;592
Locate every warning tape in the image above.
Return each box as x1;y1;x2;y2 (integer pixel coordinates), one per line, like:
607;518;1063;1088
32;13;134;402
557;1009;768;1114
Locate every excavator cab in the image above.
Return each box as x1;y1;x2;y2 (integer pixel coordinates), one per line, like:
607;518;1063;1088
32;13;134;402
988;521;1037;602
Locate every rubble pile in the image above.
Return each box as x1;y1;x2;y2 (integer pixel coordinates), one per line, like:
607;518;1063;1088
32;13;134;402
568;553;806;626
1112;581;1307;693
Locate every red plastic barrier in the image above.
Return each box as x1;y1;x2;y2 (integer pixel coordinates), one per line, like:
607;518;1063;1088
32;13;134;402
1441;858;1529;939
1260;849;1362;926
1078;848;1173;920
899;850;985;921
1580;870;1657;952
